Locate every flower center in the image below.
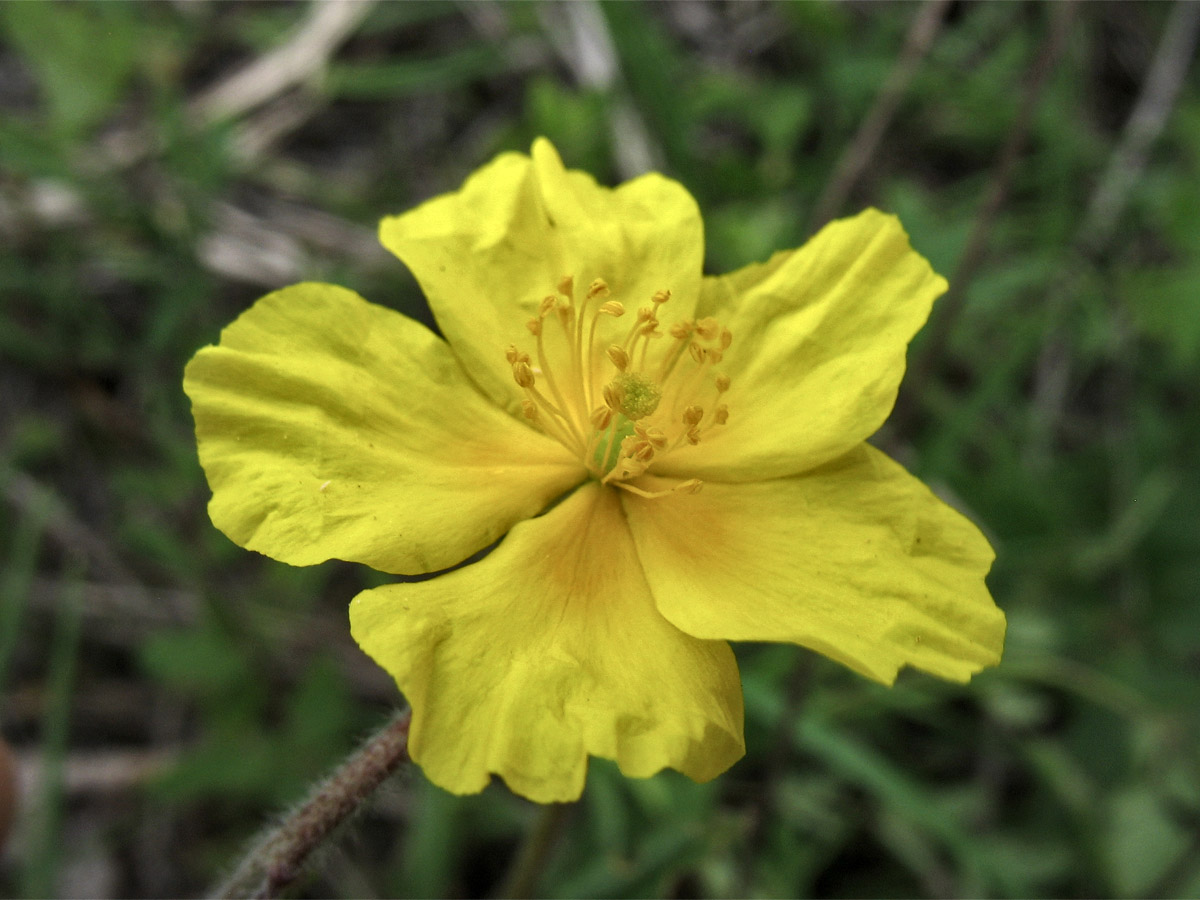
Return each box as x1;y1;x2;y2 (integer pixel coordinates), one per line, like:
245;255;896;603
505;276;731;499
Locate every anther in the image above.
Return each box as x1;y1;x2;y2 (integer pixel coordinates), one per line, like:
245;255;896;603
669;321;693;340
629;440;655;463
606;345;629;371
689;343;707;364
651;289;671;305
599;300;625;317
720;328;733;349
505;345;521;365
695;318;720;341
539;295;557;316
676;478;703;494
715;374;731;393
637;306;654;323
513;361;535;389
713;404;729;425
587;278;610;299
603;383;621;411
686;427;702;445
590;406;613;429
682;405;704;426
521;399;539;420
558;275;574;297
526;318;542;336
635;425;668;449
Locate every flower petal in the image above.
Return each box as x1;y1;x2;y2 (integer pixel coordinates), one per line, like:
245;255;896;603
379;138;704;411
660;209;947;482
349;482;745;803
624;444;1004;685
184;282;585;575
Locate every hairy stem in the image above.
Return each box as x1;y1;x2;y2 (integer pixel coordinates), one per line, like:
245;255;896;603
212;707;412;899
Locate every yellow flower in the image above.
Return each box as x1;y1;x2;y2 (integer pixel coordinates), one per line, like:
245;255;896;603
183;139;1005;804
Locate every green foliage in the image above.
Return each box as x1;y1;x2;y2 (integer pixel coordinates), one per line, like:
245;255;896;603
0;2;143;139
1;2;1198;897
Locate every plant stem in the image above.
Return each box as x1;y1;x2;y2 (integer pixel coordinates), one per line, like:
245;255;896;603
498;802;572;899
212;707;412;900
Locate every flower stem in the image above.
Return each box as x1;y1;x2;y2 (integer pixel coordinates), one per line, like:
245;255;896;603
497;802;572;899
212;707;412;899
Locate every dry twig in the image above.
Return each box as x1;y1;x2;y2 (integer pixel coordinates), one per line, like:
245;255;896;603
189;0;376;125
539;0;660;178
894;2;1076;432
1028;0;1200;460
808;0;952;232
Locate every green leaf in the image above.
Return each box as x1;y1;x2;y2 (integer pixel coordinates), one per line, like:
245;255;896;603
0;2;141;137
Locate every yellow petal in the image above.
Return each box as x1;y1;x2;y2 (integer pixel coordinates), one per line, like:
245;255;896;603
349;482;744;803
378;138;704;411
184;282;585;575
624;444;1004;685
660;209;947;482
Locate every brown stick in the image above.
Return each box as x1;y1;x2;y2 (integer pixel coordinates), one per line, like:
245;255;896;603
0;734;15;854
212;708;412;899
1027;0;1200;462
894;2;1076;433
1075;0;1200;256
807;0;952;232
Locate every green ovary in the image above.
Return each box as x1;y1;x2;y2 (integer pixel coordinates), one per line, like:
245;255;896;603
592;416;636;475
613;373;661;420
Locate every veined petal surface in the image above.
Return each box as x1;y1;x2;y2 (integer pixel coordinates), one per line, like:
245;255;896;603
660;209;946;482
379;139;704;411
184;283;584;575
349;483;745;803
624;444;1004;685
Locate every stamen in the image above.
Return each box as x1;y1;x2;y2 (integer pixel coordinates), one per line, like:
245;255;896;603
504;277;733;488
512;361;535;389
614;478;703;500
606;345;629;372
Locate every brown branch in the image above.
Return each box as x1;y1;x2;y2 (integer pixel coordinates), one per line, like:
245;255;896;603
189;0;376;125
807;0;953;232
1;468;136;583
1027;0;1200;462
0;734;14;855
212;708;412;900
894;2;1076;433
1075;0;1200;256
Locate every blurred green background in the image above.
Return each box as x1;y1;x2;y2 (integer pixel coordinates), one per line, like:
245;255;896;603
2;1;1199;897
